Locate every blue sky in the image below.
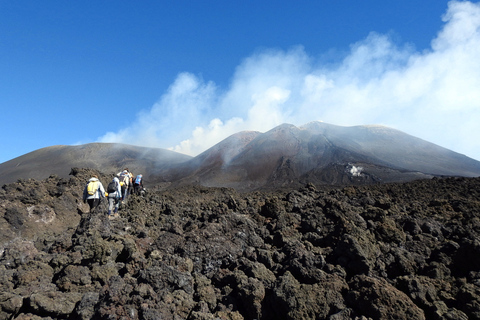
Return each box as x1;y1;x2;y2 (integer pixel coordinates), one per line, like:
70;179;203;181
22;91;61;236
2;1;480;164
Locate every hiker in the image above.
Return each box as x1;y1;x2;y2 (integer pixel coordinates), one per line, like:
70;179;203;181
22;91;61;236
127;171;134;197
133;174;144;195
106;176;122;218
82;175;105;213
117;168;133;203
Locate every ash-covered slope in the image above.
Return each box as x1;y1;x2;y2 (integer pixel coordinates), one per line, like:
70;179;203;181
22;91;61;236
0;143;192;185
302;121;480;176
1;168;480;319
156;122;480;190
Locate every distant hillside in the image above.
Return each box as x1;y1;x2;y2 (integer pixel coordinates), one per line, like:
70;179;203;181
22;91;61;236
1;122;480;190
0;143;192;185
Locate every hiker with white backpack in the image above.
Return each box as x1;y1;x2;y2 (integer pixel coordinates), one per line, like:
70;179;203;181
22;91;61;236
82;175;105;213
106;176;122;218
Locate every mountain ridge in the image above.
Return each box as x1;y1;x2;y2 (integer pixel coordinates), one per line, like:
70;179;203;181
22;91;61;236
1;122;479;189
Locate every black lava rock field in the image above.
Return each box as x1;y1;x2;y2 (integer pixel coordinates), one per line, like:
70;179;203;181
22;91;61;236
1;168;480;319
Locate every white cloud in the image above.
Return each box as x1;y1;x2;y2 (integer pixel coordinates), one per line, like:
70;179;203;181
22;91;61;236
98;0;480;161
99;72;218;148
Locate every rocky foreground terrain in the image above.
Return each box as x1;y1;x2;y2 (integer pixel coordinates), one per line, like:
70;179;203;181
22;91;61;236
1;168;480;319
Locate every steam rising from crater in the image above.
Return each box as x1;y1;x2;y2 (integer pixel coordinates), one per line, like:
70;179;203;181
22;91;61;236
349;166;364;177
99;1;480;161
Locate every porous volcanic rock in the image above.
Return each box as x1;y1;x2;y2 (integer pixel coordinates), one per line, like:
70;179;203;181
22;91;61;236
1;168;480;319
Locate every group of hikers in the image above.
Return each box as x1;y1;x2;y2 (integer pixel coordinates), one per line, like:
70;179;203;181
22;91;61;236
82;168;144;219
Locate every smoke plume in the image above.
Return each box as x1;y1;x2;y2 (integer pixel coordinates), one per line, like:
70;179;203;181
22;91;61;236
99;1;480;160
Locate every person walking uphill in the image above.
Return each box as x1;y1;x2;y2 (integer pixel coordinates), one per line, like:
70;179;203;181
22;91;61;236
83;175;105;213
106;176;122;219
133;174;144;195
117;168;133;204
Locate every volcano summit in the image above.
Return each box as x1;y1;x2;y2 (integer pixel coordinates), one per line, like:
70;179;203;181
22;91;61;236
1;122;479;190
